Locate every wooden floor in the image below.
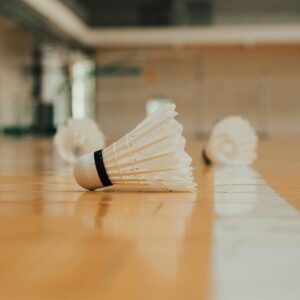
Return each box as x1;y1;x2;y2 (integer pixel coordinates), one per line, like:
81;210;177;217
0;137;299;300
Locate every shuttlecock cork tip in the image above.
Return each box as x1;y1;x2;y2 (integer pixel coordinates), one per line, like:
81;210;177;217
74;153;103;190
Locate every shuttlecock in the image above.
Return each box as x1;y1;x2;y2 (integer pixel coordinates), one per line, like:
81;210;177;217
74;104;196;192
202;116;258;166
54;118;105;164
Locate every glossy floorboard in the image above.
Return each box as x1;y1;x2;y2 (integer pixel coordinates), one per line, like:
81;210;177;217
0;137;299;300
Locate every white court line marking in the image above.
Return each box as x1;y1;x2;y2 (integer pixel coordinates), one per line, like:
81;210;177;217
212;166;300;300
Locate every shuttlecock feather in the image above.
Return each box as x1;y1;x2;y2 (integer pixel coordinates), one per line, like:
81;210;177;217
74;104;196;192
202;116;258;166
54;118;105;164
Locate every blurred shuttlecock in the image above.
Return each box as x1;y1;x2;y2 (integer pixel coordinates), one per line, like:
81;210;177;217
54;118;105;164
202;116;258;166
74;104;196;192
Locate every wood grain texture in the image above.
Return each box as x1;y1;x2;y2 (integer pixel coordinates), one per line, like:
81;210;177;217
0;137;212;300
256;138;300;212
0;136;299;299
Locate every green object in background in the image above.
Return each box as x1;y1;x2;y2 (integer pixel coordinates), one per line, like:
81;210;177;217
2;126;32;136
32;103;56;135
91;65;141;77
2;102;56;136
2;103;57;137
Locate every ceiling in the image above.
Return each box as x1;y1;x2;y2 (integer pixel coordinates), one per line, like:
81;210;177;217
61;0;212;27
1;0;300;49
61;0;300;27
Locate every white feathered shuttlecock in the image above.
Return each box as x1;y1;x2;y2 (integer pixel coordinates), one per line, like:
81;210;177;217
74;104;196;192
202;116;258;166
54;118;105;164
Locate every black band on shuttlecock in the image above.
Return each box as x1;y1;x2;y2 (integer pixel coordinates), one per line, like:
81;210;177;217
202;148;212;165
94;150;113;187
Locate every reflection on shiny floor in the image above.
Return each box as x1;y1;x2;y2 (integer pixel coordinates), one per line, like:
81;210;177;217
0;137;300;300
213;166;300;300
0;137;212;300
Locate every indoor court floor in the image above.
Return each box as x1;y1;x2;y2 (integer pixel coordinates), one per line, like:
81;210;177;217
0;137;299;300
